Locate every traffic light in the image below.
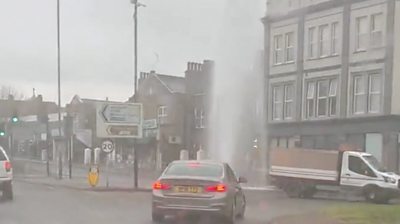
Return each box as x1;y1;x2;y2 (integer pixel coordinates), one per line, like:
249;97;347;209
0;123;6;137
11;116;19;123
253;138;258;150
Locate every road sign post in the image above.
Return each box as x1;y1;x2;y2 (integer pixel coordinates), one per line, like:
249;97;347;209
101;140;115;188
96;103;143;139
96;103;142;189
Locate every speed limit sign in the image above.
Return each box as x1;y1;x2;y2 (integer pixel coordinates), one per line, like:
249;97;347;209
101;140;115;153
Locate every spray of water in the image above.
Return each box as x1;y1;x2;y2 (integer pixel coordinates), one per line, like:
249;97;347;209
208;0;265;172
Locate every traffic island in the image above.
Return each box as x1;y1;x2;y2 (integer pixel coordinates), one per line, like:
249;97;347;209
269;213;341;224
270;203;400;224
325;204;400;224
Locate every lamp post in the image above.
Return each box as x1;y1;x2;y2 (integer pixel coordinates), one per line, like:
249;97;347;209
57;0;63;179
130;0;145;189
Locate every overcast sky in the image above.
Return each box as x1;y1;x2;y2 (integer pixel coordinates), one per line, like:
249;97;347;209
0;0;265;104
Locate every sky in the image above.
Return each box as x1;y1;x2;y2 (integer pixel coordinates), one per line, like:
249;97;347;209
0;0;265;104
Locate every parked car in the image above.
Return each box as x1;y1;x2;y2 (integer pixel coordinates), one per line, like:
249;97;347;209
0;146;13;200
152;160;247;223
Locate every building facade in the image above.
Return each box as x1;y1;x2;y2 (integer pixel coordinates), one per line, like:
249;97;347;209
264;0;400;171
184;60;213;158
136;70;186;167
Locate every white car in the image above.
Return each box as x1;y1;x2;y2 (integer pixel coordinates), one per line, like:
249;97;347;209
0;147;13;200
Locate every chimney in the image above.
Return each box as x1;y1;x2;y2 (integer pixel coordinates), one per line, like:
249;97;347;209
187;62;203;72
203;60;215;73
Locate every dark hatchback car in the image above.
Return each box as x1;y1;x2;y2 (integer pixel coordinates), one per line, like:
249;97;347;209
152;160;247;223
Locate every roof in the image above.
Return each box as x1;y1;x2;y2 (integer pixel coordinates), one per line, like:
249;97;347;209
171;160;225;166
154;74;185;94
69;95;122;105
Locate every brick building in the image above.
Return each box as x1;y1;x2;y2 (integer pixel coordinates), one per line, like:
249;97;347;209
184;60;214;158
136;70;186;167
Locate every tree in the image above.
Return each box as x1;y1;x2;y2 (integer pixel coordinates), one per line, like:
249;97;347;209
0;86;25;100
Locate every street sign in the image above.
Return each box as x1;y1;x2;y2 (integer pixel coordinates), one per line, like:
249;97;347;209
143;119;157;129
96;103;143;138
101;140;115;153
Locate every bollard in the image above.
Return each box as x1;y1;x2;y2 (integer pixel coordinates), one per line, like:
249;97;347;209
41;149;47;161
196;149;207;160
94;147;101;165
180;150;189;160
84;148;91;165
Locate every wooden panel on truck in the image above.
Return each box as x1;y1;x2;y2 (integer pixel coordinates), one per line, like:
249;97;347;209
270;148;339;182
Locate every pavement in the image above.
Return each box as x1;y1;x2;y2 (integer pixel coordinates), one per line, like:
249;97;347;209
0;181;346;224
12;158;159;191
12;158;277;192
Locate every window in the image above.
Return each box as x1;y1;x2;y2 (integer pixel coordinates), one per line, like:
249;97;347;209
158;106;167;124
329;79;338;116
0;149;7;161
225;165;238;183
285;32;295;62
353;76;366;114
273;35;284;64
306;82;315;118
319;25;329;57
274;32;296;64
352;73;381;115
368;74;381;113
306;79;337;119
165;163;223;178
194;108;205;129
331;22;339;55
317;80;329;117
348;155;376;177
284;85;294;119
356;16;368;51
272;83;294;121
308;27;317;58
370;13;383;48
272;86;283;120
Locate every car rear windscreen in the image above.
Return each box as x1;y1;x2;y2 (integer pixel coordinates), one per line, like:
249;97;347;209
164;163;223;178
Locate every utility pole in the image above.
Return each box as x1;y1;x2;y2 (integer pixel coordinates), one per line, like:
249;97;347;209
132;0;139;190
57;0;63;180
45;116;50;177
130;0;145;189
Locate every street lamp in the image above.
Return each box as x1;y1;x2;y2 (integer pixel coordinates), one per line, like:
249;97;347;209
57;0;63;179
130;0;145;189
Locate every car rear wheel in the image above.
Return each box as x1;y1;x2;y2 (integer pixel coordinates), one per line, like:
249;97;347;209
152;212;164;223
2;181;13;200
237;197;246;219
225;202;236;224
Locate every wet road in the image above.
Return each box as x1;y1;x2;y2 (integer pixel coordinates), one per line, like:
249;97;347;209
0;181;343;224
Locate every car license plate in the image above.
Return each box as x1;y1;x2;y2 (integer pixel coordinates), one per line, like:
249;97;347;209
174;186;202;193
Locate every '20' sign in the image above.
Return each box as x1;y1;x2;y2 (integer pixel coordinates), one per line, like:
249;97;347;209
101;140;114;153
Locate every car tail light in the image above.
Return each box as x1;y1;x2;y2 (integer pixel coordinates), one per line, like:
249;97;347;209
152;181;171;190
4;161;11;172
206;184;227;193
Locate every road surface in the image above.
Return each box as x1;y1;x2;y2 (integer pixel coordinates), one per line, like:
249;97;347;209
0;181;345;224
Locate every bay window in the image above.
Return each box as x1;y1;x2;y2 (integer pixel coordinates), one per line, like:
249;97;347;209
272;83;295;121
352;73;382;115
305;78;338;119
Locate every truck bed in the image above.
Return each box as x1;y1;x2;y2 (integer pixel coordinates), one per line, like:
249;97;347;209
269;148;339;182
